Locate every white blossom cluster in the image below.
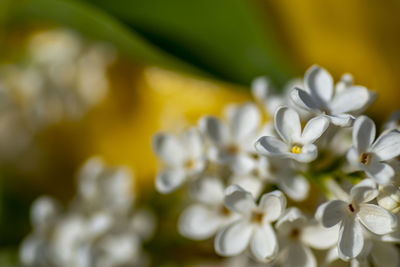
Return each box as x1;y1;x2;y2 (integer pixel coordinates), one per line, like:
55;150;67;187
20;157;155;267
0;29;115;159
153;65;400;266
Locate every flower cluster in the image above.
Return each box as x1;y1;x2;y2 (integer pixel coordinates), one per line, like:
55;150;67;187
20;157;155;267
0;29;115;159
153;65;400;266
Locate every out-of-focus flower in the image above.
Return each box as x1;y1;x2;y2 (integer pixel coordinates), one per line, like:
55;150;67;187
20;157;155;267
152;127;206;193
199;103;261;175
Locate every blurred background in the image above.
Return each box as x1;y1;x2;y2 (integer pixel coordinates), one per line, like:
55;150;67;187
0;0;400;265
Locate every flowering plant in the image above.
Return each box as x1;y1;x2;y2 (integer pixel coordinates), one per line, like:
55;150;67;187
153;65;400;266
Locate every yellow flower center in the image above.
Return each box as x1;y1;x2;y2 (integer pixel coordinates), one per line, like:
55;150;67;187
291;145;302;154
359;153;371;165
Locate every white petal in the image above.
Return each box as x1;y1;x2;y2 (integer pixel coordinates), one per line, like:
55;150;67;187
224;185;256;215
183;127;204;158
353;116;376;154
317;200;347;228
346;147;361;167
305;65;334;104
274;106;301;143
230;103;261;141
259;190;287;222
31;196;59;229
155;169;186;194
366;162;394;185
231;154;256;175
191;177;224;205
279;174;310;201
289;144;318;163
327;114;355;127
276;207;305;235
178;204;224;240
198;116;229;145
350;179;378;204
251;76;270;103
357;204;397;235
230;175;264;199
214;220;254;256
302;221;339;250
372;130;400;161
290;87;320;111
285;244;316;267
152;133;184;166
330;86;370;114
301;116;329;144
338;218;364;260
250;224;278;262
371;242;399;267
255;136;289;157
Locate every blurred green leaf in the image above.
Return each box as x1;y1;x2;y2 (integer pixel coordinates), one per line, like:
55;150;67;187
80;0;296;86
0;0;205;76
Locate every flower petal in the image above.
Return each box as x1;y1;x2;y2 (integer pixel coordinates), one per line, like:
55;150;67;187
301;116;329;144
214;220;253;256
290;87;320;111
289;144;318;163
358;203;397;235
251;76;270;104
366;162;394;185
285;243;317;267
338;218;364;260
302;221;339;250
224;185;256;215
250;224;278;263
350;179;378;204
230;103;261;141
346;147;361;168
305;65;334;104
274;106;301;143
231;154;256;175
326;114;355;127
255;136;289;157
230;175;264;199
152;133;184;166
178;204;224;240
317;200;347;228
372;130;400;161
155;169;186;194
183;127;204;158
191;177;224;205
330;86;370;114
198;116;229;146
353;116;376;154
259;190;287;222
279;174;310;201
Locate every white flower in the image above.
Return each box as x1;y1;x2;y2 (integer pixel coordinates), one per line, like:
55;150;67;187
255;106;329;163
290;65;372;127
178;178;237;240
259;157;309;201
199;103;261;174
276;208;338;267
316;179;397;260
251;76;284;116
152;127;206;193
76;157;134;213
383;110;400;131
214;185;286;262
377;183;400;213
346;116;400;184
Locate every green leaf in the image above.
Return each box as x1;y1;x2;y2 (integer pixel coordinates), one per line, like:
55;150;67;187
0;0;205;76
80;0;297;86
